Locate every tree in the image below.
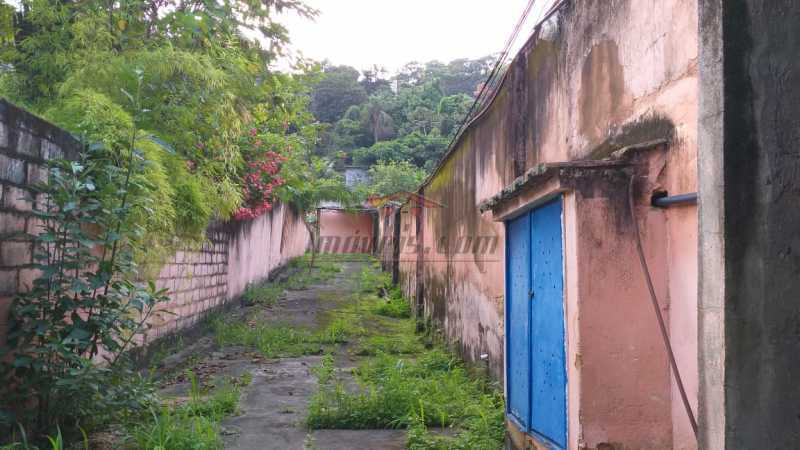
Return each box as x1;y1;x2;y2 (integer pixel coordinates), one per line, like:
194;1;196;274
437;93;473;136
310;64;368;123
367;160;427;197
360;64;390;95
307;56;492;171
438;56;495;96
278;155;353;268
0;0;320;258
364;99;396;143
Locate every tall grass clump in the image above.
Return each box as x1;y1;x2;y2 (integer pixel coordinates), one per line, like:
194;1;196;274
125;371;242;450
372;287;411;319
241;282;285;306
307;349;505;449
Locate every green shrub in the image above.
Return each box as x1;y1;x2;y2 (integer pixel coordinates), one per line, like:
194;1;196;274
0;146;170;440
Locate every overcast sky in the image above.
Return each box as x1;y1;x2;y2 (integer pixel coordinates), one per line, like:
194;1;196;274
278;0;552;73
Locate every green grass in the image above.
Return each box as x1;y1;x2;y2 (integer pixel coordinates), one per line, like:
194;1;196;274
357;265;392;293
303;260;505;450
211;317;362;358
357;331;423;356
124;371;244;450
128;408;222;450
371;287;412;319
240;256;343;306
213;254;503;449
305;349;506;450
241;283;285;306
0;426;81;450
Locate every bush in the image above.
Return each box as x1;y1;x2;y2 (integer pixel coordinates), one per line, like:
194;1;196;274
0;150;170;441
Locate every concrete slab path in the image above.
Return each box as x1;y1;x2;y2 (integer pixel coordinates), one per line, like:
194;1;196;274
156;259;407;450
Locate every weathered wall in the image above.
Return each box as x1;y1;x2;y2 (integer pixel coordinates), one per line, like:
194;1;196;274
318;209;374;254
145;228;231;341
0;99;309;350
0;100;81;348
698;1;800;449
387;1;700;448
397;210;418;310
226;204;310;300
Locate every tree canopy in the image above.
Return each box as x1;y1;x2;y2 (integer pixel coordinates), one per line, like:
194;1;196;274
310;57;492;185
0;0;355;263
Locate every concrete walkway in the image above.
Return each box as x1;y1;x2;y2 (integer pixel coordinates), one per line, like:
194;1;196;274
156;260;406;450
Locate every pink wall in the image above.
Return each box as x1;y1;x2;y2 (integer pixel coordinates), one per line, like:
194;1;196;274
120;203;311;346
377;206;398;273
0;101;81;349
226;204;310;300
380;1;700;448
318;209;374;254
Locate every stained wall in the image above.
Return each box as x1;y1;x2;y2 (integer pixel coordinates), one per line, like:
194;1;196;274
383;1;700;448
318;209;375;254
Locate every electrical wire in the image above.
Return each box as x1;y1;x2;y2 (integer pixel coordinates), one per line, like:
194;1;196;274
447;0;537;147
422;0;568;190
627;175;699;438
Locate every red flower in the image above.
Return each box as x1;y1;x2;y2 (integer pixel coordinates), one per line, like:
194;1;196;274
236;149;287;221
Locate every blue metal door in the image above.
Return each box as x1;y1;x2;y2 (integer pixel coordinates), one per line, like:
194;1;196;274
506;212;531;428
505;197;566;449
529;198;567;448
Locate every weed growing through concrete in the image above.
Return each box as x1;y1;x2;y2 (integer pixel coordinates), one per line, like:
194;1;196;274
211;317;362;358
305;260;506;450
241;283;285;306
307;350;504;443
125;370;245;450
241;254;344;306
371;287;412;319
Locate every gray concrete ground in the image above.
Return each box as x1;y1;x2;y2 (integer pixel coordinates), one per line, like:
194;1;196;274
156;260;407;450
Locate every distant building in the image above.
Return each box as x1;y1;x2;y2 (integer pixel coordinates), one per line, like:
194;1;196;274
343;166;369;189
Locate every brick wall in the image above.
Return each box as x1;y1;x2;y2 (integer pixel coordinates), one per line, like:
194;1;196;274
0;99;310;349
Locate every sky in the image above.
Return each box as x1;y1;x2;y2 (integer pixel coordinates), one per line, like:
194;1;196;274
277;0;552;73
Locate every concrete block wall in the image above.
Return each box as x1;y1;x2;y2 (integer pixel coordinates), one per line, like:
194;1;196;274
144;228;230;342
226;203;311;301
0;100;81;347
0;99;310;350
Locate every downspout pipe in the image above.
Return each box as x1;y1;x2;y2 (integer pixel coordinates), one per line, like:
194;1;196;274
651;192;698;208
